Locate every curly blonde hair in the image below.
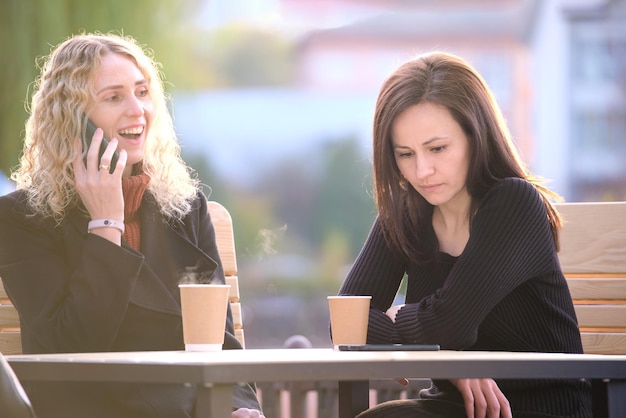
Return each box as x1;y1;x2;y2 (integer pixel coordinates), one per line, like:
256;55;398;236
12;32;200;222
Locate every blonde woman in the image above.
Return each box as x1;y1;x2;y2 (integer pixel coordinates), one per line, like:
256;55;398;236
0;33;263;418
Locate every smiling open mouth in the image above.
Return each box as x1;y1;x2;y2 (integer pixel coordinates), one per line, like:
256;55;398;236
118;126;144;140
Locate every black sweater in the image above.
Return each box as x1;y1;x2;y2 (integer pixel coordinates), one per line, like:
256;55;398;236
339;178;592;417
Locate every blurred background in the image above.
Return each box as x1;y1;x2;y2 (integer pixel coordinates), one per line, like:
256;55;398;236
1;0;625;348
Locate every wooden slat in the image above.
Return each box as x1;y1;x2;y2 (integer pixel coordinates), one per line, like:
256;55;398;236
0;332;22;355
225;276;240;302
207;201;245;348
231;302;243;329
565;273;626;279
581;332;626;355
574;305;626;328
0;277;23;354
574;300;626;305
556;202;626;274
207;201;238;276
0;278;9;299
0;304;20;329
0;278;21;354
580;327;626;333
566;278;626;300
235;329;245;348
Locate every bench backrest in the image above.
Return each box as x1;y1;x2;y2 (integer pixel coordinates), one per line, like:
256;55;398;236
0;200;245;354
207;201;245;347
0;281;20;355
556;201;626;354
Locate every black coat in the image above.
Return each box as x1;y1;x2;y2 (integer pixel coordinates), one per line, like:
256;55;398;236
0;189;261;418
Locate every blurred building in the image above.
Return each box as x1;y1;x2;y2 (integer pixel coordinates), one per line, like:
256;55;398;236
294;0;536;161
290;0;626;201
532;0;625;201
185;0;625;201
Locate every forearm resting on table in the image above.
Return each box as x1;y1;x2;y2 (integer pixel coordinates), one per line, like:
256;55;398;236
384;304;409;387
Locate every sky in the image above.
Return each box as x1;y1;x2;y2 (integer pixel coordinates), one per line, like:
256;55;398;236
196;0;385;35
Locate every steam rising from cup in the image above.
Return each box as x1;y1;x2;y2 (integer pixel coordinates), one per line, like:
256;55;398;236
178;262;218;285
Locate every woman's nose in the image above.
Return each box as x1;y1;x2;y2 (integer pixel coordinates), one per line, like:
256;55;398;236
415;156;435;179
126;97;144;116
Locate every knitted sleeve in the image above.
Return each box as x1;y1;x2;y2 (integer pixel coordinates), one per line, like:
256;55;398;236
339;218;408;343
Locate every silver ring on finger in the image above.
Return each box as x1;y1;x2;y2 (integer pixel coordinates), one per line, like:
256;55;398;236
99;164;111;172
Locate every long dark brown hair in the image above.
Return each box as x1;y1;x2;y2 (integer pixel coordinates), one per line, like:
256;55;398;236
372;51;562;262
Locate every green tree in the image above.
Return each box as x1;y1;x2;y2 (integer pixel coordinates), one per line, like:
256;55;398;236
209;26;295;87
312;138;376;259
254;137;375;260
254;150;319;253
182;148;278;260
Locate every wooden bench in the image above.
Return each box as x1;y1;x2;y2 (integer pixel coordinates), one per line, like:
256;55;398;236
0;280;20;355
207;201;245;348
556;201;626;355
0;201;245;354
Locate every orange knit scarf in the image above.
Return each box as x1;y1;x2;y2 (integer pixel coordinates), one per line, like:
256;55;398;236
121;172;150;251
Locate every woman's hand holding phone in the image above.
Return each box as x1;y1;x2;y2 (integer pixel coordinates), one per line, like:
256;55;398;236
73;120;127;245
82;118;120;174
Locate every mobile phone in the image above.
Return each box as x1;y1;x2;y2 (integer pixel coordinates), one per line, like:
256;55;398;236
338;344;440;352
82;117;119;174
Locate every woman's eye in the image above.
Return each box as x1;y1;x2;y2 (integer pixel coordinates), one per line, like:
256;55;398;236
137;88;149;97
431;145;446;153
106;94;120;102
397;152;412;159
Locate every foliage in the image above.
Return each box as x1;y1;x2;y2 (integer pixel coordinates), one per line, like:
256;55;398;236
209;26;295;87
312;138;376;258
254;137;375;257
162;25;296;90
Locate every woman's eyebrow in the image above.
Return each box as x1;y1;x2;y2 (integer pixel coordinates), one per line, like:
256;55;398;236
422;136;448;146
96;79;148;95
393;136;448;149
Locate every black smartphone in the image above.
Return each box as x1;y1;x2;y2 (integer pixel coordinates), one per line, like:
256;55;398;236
82;117;119;174
338;344;440;352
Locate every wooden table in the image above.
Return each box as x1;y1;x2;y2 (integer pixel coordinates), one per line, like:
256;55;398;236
7;348;626;417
